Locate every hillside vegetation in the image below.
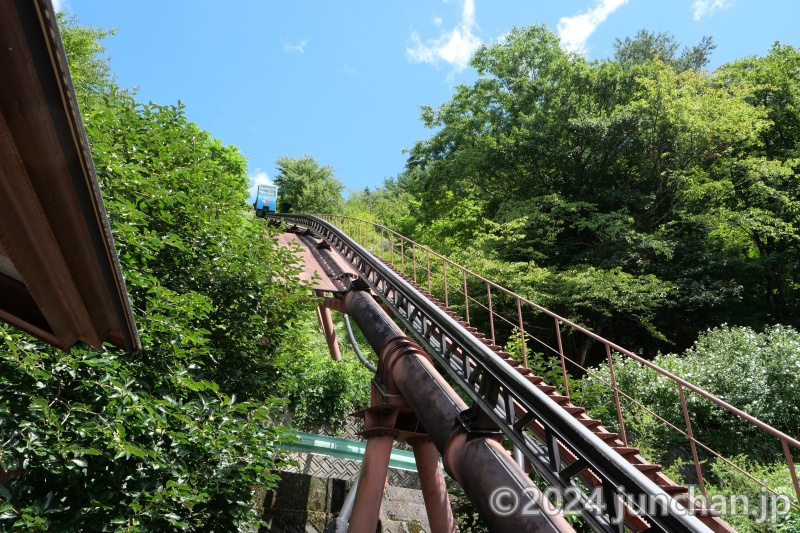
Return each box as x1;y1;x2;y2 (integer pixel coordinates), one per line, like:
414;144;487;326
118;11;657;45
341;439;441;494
0;16;368;531
338;26;800;532
349;26;800;363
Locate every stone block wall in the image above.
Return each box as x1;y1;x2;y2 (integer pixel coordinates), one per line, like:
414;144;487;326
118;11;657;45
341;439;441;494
256;471;431;533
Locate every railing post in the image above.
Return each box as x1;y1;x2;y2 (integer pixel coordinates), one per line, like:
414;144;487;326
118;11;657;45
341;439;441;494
464;270;470;326
554;318;570;398
413;244;417;284
678;384;707;501
486;282;495;345
401;238;405;276
606;345;628;447
390;232;395;266
443;259;448;307
516;297;527;368
426;250;431;293
782;437;800;505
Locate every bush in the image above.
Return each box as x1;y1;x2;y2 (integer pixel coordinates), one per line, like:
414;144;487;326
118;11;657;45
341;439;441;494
573;325;800;461
0;17;314;530
281;312;372;433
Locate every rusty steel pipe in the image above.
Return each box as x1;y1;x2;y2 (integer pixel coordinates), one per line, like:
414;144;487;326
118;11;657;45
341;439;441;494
410;437;456;533
318;303;342;361
348;431;395;533
344;289;573;532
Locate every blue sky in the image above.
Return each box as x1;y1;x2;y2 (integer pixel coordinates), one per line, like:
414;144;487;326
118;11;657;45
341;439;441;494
60;0;800;200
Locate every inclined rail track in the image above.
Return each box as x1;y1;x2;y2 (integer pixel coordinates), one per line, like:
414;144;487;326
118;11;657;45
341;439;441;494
275;214;725;533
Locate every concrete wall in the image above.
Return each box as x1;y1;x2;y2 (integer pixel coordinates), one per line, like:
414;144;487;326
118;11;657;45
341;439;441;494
256;471;431;533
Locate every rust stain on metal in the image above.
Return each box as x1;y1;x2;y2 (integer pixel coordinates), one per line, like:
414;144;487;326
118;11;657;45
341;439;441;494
276;231;360;293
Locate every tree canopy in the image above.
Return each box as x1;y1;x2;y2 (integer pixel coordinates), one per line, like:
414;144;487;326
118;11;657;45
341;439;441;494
274;154;345;214
402;25;800;361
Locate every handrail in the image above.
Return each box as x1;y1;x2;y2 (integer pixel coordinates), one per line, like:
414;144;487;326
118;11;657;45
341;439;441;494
315;214;800;510
278;431;418;471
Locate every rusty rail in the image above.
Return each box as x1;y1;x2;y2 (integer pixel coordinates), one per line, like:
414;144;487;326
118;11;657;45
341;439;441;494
275;214;724;533
315;214;800;510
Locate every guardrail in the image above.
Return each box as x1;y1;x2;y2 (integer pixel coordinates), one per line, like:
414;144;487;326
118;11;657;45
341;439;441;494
313;214;800;513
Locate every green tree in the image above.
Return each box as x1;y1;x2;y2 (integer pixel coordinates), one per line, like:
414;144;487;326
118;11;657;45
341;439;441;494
57;12;117;101
340;176;417;233
613;29;716;72
705;45;800;322
405;25;764;356
0;16;317;531
274;154;344;213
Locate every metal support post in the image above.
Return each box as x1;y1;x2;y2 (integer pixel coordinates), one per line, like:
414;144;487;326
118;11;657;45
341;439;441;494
318;300;341;361
348;430;395;533
349;399;400;533
344;287;573;532
410;437;455;533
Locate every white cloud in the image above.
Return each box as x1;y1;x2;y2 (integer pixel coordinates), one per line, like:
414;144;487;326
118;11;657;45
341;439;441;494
247;170;274;203
692;0;734;20
51;0;65;12
557;0;630;53
406;0;482;72
282;39;307;54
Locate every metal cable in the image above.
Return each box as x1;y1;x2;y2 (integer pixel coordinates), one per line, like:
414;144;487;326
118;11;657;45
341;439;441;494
344;314;377;372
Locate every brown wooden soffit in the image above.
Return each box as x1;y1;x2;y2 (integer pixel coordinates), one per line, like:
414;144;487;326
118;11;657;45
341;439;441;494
0;0;140;351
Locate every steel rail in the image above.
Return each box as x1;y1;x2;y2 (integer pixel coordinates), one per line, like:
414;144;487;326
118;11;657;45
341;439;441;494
315;214;800;508
321;215;798;445
274;214;714;533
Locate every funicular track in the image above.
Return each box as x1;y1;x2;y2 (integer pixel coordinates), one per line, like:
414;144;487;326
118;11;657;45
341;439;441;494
273;214;799;533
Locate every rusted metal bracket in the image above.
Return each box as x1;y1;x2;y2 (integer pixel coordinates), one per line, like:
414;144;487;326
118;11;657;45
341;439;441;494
457;405;502;439
349;278;371;292
318;296;346;314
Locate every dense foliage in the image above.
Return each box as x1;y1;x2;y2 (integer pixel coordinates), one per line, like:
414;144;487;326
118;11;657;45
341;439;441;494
570;326;800;531
0;17;371;531
574;325;800;459
397;25;800;362
274;155;345;214
277;311;372;433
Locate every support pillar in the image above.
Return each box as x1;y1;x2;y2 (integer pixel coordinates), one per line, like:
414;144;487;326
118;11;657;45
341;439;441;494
410;437;455;533
345;287;574;532
317;301;341;361
349;402;399;533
